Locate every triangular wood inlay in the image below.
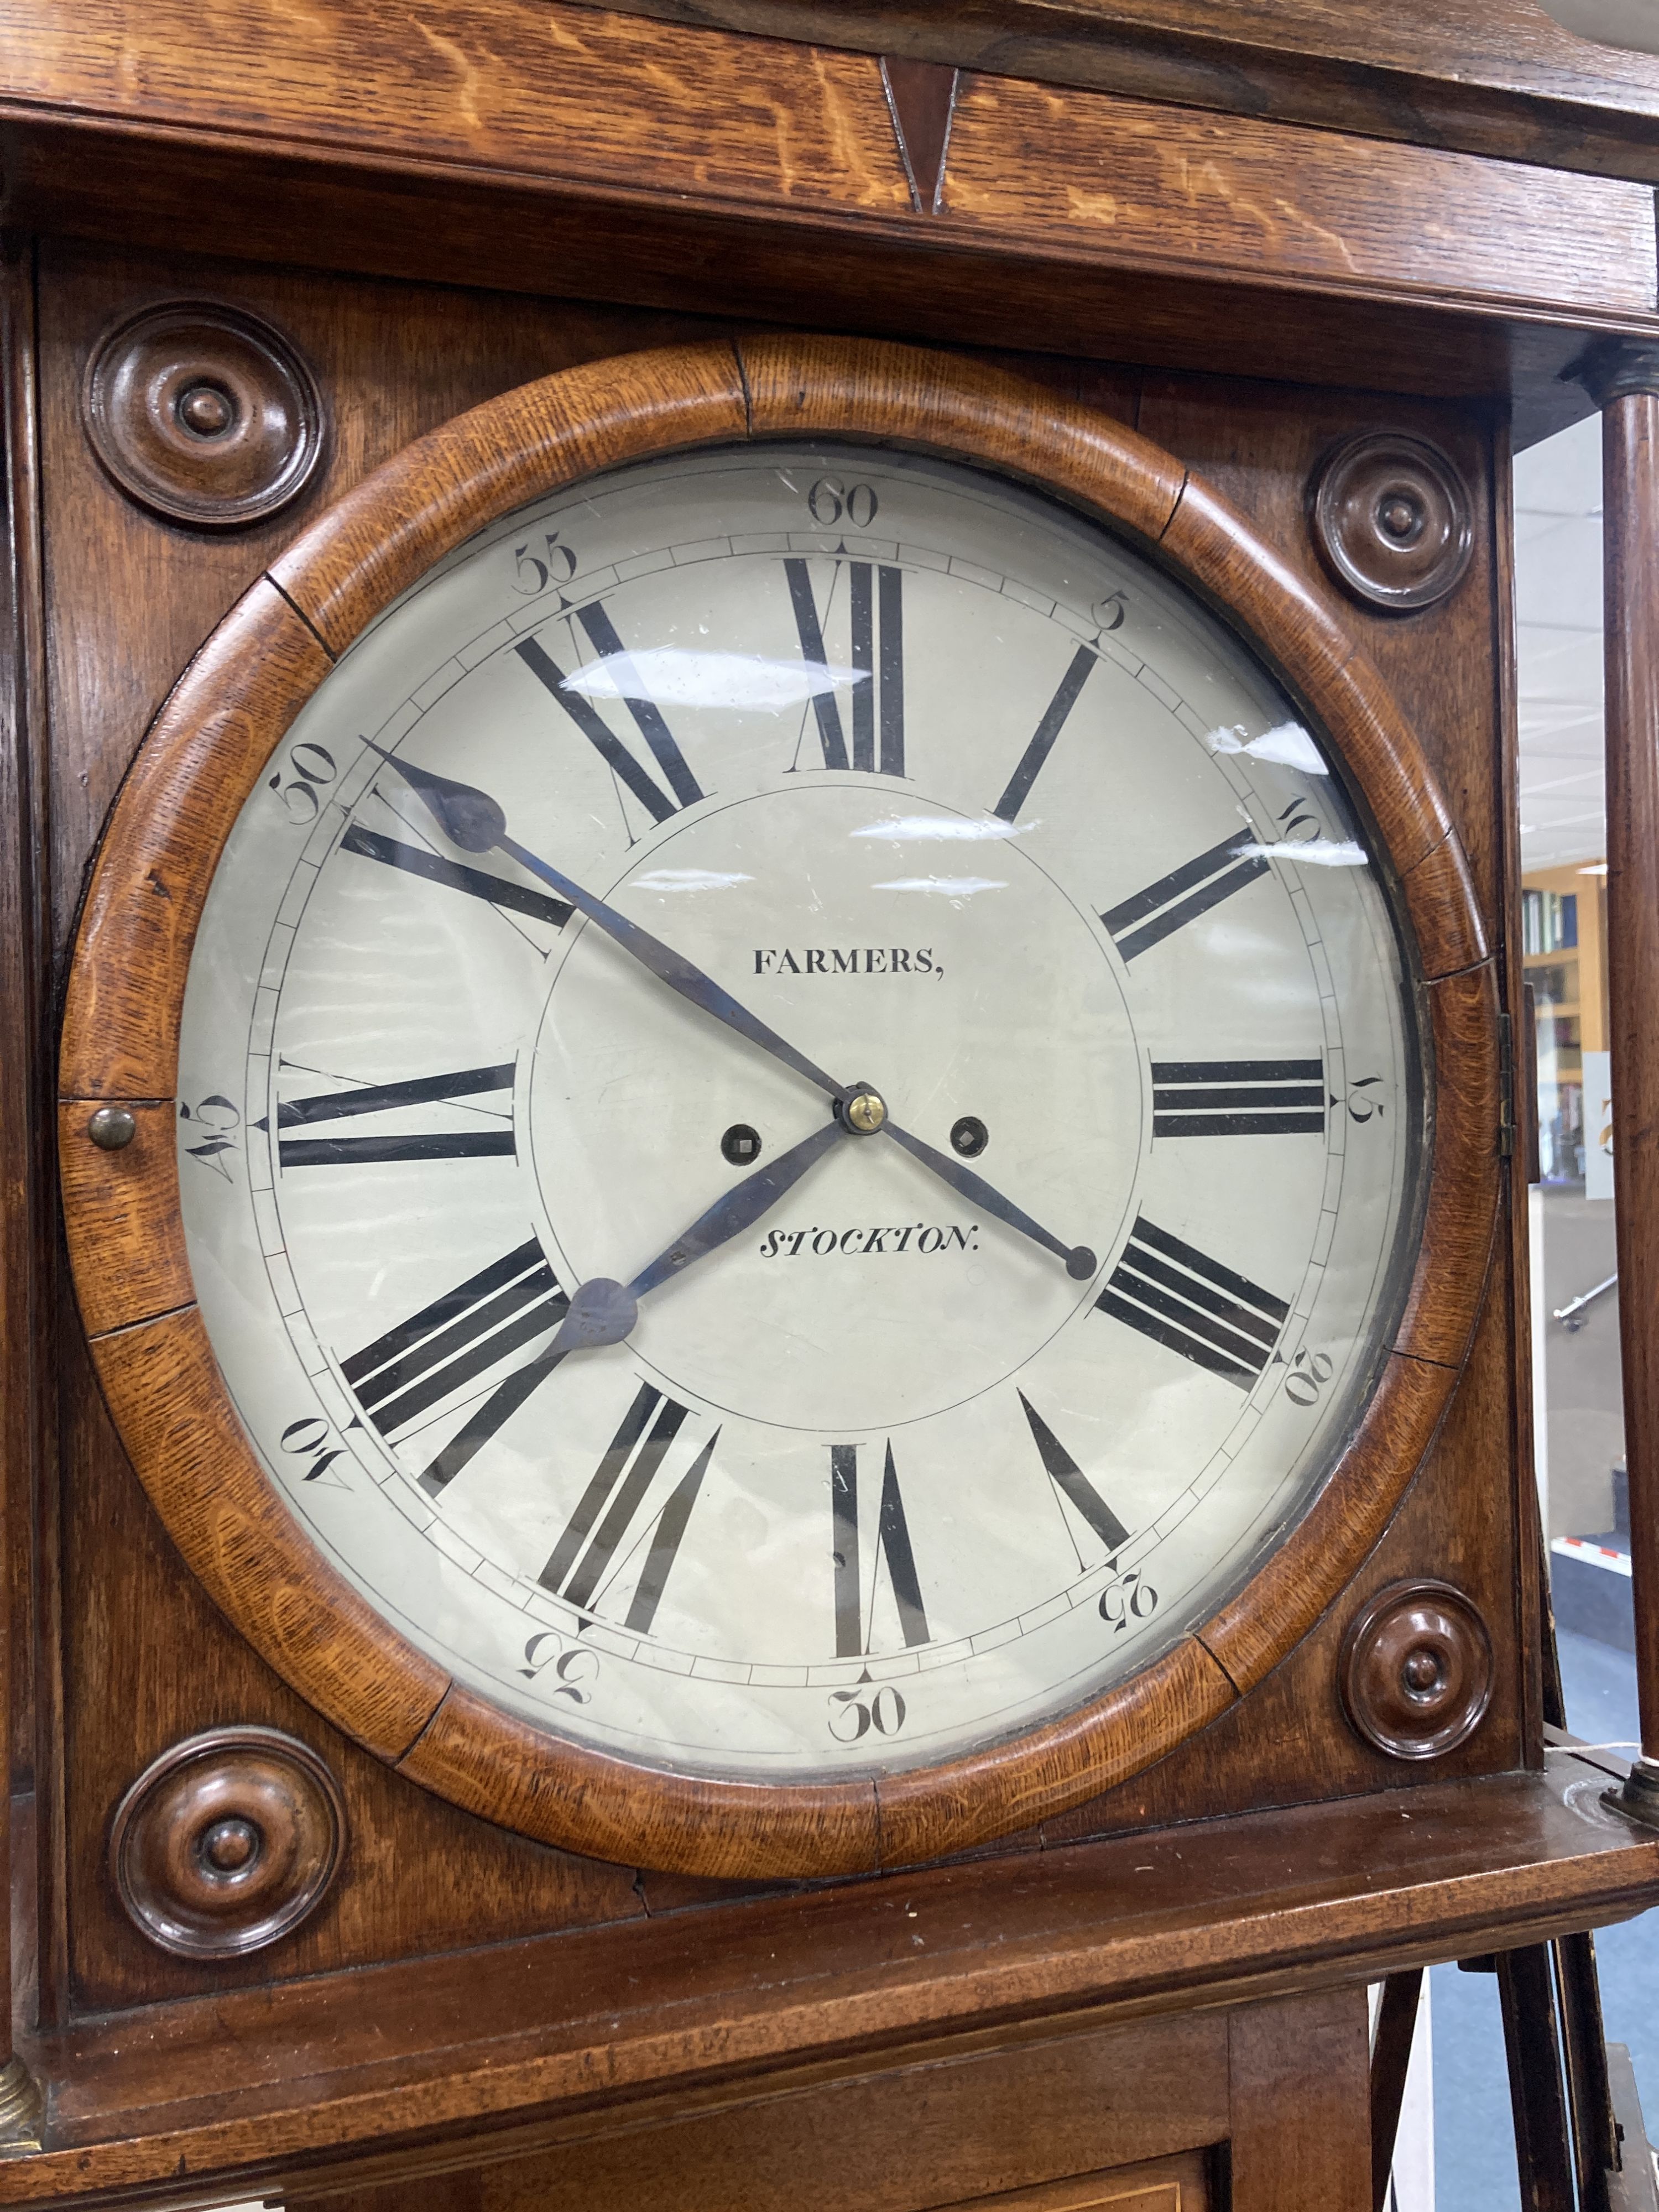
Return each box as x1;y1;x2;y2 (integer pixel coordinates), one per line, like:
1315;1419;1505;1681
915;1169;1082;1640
880;57;959;215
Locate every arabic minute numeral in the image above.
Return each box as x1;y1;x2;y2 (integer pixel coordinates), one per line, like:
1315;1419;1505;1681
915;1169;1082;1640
279;1414;351;1488
519;1630;599;1704
1283;1348;1334;1408
511;532;578;595
807;476;879;528
1092;589;1127;633
1342;1076;1387;1125
180;1094;240;1181
267;742;337;824
1098;1568;1157;1634
1276;794;1322;843
827;1683;907;1743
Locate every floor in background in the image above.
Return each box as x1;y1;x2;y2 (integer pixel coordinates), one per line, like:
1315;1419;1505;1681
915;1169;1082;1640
1431;1628;1656;2209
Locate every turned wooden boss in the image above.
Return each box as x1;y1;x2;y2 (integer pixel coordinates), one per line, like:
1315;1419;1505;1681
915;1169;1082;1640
1341;1579;1495;1759
58;338;1502;1879
109;1728;346;1958
82;300;326;530
1311;433;1474;612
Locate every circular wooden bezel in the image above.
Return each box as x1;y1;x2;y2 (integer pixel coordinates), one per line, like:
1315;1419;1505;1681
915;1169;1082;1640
59;337;1500;1879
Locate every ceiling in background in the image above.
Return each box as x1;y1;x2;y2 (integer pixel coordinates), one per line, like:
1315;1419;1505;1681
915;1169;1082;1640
1513;413;1606;876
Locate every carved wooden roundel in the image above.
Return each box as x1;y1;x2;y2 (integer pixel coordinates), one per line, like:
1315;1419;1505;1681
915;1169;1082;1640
82;300;326;530
108;1727;346;1958
1308;432;1474;612
1340;1579;1495;1760
59;338;1499;1879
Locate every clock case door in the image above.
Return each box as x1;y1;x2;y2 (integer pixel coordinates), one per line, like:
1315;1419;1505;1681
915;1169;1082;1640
36;248;1526;2014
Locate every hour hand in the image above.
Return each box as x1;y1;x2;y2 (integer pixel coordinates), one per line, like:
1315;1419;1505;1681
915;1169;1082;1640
545;1116;848;1358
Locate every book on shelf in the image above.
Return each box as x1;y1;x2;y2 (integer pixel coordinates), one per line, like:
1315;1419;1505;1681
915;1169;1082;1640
1522;887;1578;956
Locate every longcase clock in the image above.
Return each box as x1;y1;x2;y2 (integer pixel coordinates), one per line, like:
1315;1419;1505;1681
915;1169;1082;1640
2;7;1657;2208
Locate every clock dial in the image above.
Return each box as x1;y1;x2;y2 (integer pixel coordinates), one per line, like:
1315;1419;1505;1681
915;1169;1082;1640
176;441;1419;1778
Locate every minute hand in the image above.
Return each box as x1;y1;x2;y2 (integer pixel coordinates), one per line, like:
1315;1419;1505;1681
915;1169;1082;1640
368;748;1096;1279
368;747;846;1105
882;1121;1098;1282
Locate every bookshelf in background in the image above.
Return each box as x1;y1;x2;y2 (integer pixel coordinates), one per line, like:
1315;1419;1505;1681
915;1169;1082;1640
1522;862;1608;1183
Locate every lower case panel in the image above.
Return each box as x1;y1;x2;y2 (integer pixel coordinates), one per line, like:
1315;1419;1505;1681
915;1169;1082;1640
281;1994;1365;2212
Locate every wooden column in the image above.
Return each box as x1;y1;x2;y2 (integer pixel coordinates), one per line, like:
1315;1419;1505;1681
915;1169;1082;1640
1583;342;1659;1820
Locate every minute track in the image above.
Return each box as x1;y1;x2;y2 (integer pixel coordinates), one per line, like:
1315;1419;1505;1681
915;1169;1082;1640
165;432;1416;1787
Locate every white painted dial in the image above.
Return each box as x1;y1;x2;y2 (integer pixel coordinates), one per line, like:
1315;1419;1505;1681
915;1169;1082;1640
178;442;1420;1778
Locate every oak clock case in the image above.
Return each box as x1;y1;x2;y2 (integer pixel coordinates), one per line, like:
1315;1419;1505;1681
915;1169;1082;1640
59;338;1496;1880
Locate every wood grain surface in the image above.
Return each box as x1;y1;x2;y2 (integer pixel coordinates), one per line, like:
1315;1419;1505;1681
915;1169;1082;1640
0;2;1647;317
1395;963;1504;1370
549;0;1659;182
56;1102;191;1340
1228;1989;1369;2211
57;580;330;1101
0;230;44;2084
89;1307;447;1764
940;72;1653;320
1400;832;1490;980
6;1754;1654;2208
954;2156;1211;2212
57;332;1495;1878
1491;405;1547;1768
290;2037;1222;2212
739;331;1187;538
0;2;912;222
1;2;1655;458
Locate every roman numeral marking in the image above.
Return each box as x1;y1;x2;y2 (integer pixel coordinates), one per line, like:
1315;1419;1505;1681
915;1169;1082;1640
1102;832;1269;963
784;557;848;772
340;824;572;930
341;1238;568;1494
1098;1215;1288;1389
280;1131;514;1168
539;1383;714;1632
1151;1058;1326;1138
784;558;904;775
831;1440;929;1656
516;610;703;825
992;645;1097;821
270;1062;515;1168
1017;1392;1129;1552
